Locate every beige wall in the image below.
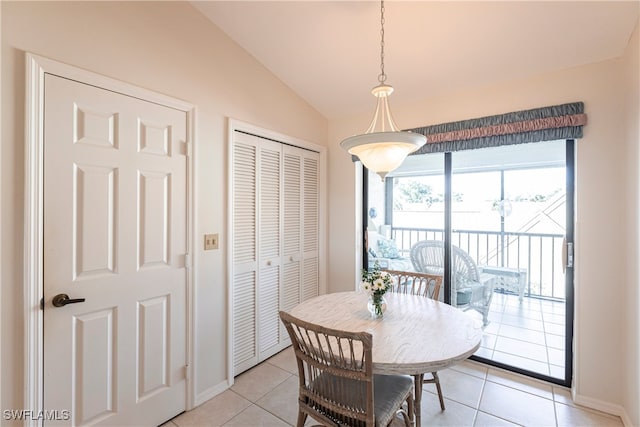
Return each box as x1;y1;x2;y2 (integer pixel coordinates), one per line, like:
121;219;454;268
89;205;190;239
2;0;638;423
328;19;639;421
1;0;327;412
622;21;640;427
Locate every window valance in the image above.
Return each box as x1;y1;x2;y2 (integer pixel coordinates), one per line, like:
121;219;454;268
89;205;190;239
406;102;587;155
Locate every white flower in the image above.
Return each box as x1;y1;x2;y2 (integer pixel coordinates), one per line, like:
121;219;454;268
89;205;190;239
373;278;385;290
360;281;372;293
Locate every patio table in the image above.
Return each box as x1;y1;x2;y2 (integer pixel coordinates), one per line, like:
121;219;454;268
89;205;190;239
288;291;483;426
481;266;528;301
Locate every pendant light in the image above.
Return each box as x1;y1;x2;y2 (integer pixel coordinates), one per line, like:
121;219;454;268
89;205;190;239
340;0;427;180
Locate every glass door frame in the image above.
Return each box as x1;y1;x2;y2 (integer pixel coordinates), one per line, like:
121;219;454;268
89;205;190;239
362;139;575;387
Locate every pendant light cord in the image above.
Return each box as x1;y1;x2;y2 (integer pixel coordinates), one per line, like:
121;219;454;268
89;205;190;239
378;0;386;84
340;0;427;179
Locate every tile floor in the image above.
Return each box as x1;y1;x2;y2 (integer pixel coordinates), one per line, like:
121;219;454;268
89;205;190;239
477;292;567;379
165;346;622;427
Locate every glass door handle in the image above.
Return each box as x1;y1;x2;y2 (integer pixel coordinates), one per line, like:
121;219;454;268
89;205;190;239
562;238;574;272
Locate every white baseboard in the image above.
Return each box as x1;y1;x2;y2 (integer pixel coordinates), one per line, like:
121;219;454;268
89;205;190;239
573;392;632;426
193;380;232;408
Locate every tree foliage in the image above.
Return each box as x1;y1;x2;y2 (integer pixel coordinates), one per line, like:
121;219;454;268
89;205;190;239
394;179;464;209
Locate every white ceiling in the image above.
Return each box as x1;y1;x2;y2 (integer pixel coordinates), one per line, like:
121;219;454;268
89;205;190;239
192;1;639;120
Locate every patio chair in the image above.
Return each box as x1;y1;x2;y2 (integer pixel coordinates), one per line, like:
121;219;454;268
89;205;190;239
279;311;414;427
410;240;494;326
366;231;413;271
384;270;446;411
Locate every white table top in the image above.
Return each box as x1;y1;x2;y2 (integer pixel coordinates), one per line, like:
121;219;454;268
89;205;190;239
288;291;483;375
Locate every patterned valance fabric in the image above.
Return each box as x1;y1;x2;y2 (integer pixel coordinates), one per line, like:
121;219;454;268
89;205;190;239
406;102;586;155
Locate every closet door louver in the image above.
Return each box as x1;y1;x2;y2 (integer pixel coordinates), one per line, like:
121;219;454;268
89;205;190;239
302;154;320;301
232;139;258;373
257;142;282;360
282;150;301;314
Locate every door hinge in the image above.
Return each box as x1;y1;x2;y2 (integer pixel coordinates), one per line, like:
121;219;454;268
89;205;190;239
183;142;192;157
40;298;44;310
184;365;190;380
185;253;191;269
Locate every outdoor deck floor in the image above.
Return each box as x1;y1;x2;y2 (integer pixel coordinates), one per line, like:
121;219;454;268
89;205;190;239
474;292;567;379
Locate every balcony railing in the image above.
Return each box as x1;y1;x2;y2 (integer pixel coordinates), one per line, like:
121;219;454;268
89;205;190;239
390;227;566;301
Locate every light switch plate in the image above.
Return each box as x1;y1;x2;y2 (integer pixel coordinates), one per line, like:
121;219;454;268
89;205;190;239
204;233;219;250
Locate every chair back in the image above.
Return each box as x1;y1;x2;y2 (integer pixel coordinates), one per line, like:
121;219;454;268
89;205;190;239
384;269;442;300
279;311;375;426
410;240;481;286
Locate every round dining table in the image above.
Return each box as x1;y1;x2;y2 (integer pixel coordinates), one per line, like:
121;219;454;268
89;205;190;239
288;291;483;426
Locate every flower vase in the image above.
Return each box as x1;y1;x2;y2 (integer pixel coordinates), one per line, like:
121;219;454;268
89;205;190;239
367;294;387;318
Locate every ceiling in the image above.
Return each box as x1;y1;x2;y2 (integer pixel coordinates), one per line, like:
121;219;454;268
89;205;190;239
192;1;639;120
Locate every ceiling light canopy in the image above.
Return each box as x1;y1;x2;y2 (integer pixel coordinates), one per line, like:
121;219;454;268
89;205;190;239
340;1;426;180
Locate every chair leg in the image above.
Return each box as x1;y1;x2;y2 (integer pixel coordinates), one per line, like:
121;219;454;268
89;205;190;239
431;372;445;411
296;409;307;427
406;391;415;427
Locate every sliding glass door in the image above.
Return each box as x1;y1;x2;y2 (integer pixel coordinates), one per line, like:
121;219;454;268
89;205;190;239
364;139;574;385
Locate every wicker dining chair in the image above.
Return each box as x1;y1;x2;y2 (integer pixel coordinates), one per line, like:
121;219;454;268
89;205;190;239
384;269;446;412
385;269;442;300
279;311;414;427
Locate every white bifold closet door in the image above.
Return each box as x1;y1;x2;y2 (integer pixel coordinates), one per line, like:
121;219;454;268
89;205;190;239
231;130;319;375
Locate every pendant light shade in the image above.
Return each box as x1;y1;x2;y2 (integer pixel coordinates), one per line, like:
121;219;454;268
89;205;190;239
340;2;426;180
342;133;426;180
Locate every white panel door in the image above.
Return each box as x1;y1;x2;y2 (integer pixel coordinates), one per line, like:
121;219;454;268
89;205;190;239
43;74;187;426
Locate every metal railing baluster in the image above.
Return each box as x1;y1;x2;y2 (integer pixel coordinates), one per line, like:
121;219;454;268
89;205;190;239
388;226;564;301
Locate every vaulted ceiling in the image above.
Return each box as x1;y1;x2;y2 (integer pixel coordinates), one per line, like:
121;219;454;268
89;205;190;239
192;1;639;120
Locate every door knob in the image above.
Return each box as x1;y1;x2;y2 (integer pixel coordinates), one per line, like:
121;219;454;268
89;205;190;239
52;293;86;307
